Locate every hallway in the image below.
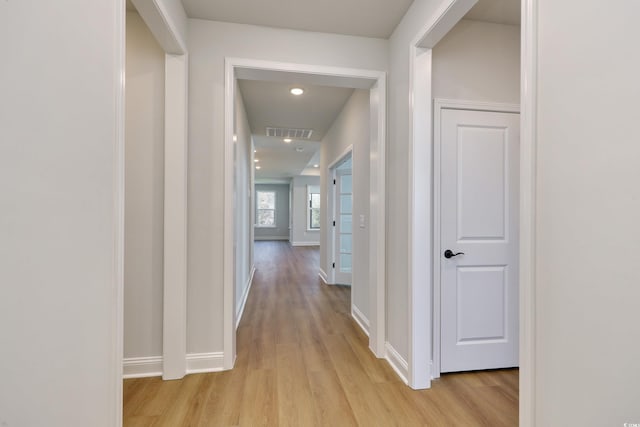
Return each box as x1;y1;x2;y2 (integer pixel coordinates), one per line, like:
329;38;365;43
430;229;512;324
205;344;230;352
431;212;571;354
123;241;518;426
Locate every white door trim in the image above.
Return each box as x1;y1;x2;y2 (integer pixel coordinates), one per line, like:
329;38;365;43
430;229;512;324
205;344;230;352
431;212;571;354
407;46;433;389
407;0;538;425
407;0;478;391
162;53;188;380
519;0;538;424
113;2;125;426
432;99;520;378
224;58;388;367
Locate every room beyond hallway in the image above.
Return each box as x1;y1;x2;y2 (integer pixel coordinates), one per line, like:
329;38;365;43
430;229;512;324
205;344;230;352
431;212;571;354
123;241;518;426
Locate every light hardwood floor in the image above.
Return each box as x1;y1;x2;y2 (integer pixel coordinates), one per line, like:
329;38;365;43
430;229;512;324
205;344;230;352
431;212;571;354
124;241;518;426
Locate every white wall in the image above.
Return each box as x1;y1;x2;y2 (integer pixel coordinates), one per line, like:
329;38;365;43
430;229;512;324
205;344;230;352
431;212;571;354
535;1;640;425
387;0;450;364
291;176;321;246
234;81;254;316
320;89;370;324
254;184;290;240
124;11;165;361
187;19;388;354
433;19;520;103
0;1;123;426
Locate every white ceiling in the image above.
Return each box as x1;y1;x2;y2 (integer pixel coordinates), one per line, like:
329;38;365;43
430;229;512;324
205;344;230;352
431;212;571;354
465;0;520;26
238;79;354;141
253;135;321;179
181;0;414;38
238;79;354;179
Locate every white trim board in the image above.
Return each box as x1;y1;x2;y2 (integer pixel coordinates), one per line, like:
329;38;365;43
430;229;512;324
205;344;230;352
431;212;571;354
290;241;320;247
224;58;388;371
162;53;189;381
519;0;538;425
186;352;225;374
113;2;125;426
318;268;330;284
123;353;225;378
385;342;409;385
236;266;256;330
351;304;370;336
123;356;163;379
254;236;289;241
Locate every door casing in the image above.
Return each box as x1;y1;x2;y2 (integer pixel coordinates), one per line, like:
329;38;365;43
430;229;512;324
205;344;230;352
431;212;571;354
224;59;388;368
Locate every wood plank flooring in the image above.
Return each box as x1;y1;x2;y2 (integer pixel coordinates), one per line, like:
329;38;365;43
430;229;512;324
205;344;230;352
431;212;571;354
124;241;518;426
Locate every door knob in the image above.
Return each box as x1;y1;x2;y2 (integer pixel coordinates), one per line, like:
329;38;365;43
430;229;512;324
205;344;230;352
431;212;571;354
444;249;464;259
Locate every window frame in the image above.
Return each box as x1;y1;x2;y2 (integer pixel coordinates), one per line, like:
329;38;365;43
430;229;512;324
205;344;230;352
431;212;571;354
307;186;320;231
255;190;277;228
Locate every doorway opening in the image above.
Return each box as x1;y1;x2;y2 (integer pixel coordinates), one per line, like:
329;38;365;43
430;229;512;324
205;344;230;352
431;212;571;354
224;59;387;370
406;0;526;393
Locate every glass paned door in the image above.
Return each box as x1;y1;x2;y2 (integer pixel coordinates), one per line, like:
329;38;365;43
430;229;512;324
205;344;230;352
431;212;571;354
335;169;352;284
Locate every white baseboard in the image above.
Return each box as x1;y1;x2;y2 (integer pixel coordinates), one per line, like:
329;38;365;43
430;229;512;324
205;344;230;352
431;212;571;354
319;268;328;283
385;342;409;385
186;352;225;374
123;356;163;379
318;268;335;285
236;265;255;329
123;352;225;378
254;236;289;241
351;304;370;336
290;241;320;247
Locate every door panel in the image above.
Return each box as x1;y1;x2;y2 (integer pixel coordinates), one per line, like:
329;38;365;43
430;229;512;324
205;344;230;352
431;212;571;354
440;108;519;373
456;266;507;343
457;126;507;241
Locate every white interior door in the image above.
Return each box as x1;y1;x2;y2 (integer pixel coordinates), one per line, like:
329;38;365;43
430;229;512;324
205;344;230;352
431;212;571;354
440;108;520;373
334;167;352;285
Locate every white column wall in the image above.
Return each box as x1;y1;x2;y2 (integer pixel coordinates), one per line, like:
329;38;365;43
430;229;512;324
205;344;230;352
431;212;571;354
534;1;640;425
0;1;124;425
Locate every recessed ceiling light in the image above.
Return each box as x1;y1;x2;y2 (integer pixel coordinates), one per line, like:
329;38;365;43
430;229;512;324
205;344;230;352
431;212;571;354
255;166;261;170
290;87;304;96
313;164;319;168
254;149;257;153
254;159;259;162
283;138;292;143
233;135;237;142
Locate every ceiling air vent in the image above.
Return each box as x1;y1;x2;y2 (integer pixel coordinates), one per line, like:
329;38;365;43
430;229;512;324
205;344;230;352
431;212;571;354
266;127;314;139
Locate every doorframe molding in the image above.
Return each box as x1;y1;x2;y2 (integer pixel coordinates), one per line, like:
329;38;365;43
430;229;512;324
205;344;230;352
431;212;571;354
431;99;520;378
407;1;538;425
224;58;388;368
407;0;478;391
519;0;538;424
